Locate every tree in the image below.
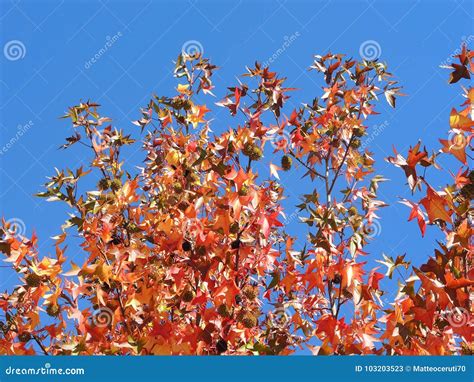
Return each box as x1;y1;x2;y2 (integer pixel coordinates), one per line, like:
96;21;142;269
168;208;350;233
384;44;473;355
0;46;470;355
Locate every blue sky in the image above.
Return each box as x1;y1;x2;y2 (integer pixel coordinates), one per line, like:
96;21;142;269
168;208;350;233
0;0;472;308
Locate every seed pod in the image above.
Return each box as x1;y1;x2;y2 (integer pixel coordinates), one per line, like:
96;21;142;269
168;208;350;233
25;273;42;288
460;183;474;200
281;155;292;171
249;146;263;161
231;239;241;249
242;143;254;157
353;127;365;137
182;240;192;252
242;285;258;300
173;182;183;193
348;206;358;216
240;312;258;328
238;185;249;196
229;222;240;234
97;178;110;190
216;338;228;354
18;332;31;343
181;290;194;303
195;245;206;257
110;179;122;192
217;304;231;318
46;304;61;317
350;139;361;149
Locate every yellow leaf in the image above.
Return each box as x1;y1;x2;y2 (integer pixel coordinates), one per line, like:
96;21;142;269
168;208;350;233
449;108;474;131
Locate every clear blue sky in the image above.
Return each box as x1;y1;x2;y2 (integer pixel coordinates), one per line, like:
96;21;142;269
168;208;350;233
0;0;472;308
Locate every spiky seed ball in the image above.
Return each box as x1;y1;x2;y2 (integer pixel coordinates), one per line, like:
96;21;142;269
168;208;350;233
126;222;138;233
332;274;342;285
173;182;183;193
25;273;42;288
236;310;245;322
348;206;358;216
238;185;249;196
167;196;178;205
460;184;474;201
195;245;206;257
353;127;365;137
242;285;258;300
177;201;188;211
110;233;122;245
149;263;161;280
281;155;292;171
46;304;60;317
217;304;231;318
249;146;263;161
469;170;474;184
216;338;228;354
229;222;240;234
242;143;254;157
350;139;361;149
110;179;122;192
18;332;31;343
182;290;194;303
240;312;257;328
186;173;199;185
98;178;110;190
182;240;192;252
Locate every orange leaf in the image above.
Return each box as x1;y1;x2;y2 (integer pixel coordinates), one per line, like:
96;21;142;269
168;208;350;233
419;187;452;224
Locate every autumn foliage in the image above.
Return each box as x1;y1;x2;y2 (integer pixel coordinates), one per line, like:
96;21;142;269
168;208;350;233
0;46;472;355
